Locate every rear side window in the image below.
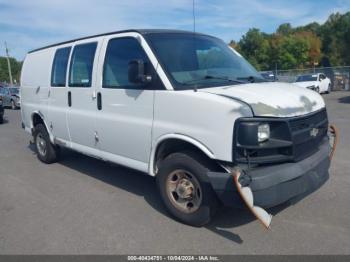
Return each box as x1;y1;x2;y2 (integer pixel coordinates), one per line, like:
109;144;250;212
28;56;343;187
103;37;150;89
69;42;97;87
51;47;71;87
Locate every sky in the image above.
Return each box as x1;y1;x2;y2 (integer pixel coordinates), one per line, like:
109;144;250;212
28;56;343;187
0;0;349;60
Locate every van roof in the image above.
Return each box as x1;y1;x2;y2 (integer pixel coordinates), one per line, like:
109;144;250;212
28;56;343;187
28;29;210;54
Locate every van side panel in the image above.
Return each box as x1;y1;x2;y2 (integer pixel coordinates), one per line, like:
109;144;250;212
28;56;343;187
21;49;55;130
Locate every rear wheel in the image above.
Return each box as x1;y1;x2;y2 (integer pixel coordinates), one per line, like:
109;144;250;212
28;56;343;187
156;152;219;226
33;124;60;164
0;115;3;124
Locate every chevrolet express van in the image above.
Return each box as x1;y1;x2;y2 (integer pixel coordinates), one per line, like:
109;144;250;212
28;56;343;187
21;29;337;226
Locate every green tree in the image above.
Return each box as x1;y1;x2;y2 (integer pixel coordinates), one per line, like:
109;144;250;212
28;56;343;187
269;34;309;70
234;11;350;70
277;23;293;35
0;56;22;84
237;28;270;70
295;22;321;34
320;12;350;66
295;31;322;66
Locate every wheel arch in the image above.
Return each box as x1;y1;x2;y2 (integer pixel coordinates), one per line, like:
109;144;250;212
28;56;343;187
31;111;54;143
149;134;222;176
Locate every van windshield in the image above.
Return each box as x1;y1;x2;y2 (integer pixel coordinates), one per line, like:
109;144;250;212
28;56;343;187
145;33;265;90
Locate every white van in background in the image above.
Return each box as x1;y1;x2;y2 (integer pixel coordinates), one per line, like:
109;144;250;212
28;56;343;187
21;29;334;226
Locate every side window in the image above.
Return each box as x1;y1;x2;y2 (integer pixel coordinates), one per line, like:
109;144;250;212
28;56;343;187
51;47;71;87
103;37;151;89
69;42;97;87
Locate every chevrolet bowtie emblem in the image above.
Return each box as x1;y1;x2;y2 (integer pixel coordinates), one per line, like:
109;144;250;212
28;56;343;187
310;128;319;137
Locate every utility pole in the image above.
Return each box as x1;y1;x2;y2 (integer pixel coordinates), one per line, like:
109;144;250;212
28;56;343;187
4;42;13;86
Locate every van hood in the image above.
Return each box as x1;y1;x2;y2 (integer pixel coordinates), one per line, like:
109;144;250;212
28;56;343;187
294;81;319;88
199;82;325;117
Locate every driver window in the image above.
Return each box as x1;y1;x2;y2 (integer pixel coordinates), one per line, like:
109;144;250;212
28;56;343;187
103;37;151;89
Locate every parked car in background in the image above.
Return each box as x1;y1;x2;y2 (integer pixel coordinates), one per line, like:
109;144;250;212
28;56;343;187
0;86;21;109
260;71;276;81
294;73;331;94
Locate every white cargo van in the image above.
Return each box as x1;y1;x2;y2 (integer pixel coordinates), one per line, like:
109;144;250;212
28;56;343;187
21;29;336;226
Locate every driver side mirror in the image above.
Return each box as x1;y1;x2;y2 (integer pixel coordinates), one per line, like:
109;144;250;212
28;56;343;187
128;59;152;84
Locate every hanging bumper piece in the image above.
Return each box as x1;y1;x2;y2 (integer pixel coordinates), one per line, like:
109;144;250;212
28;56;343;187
328;124;339;160
233;168;272;229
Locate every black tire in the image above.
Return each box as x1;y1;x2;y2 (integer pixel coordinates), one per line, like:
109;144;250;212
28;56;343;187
156;151;219;226
0;115;3;124
33;124;60;164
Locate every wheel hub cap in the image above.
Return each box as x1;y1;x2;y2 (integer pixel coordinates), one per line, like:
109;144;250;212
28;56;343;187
36;134;47;156
176;179;194;199
166;170;202;213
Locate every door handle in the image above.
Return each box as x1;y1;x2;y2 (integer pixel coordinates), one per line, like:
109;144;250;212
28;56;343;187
68;91;72;107
35;86;41;94
97;92;102;110
92;91;97;100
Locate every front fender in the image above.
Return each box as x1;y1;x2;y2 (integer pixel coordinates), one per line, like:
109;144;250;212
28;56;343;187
149;133;215;176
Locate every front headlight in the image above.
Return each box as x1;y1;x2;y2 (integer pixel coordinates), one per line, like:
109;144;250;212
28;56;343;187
258;123;270;142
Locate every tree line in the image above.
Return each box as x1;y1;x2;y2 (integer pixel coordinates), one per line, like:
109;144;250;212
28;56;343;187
230;11;350;71
0;57;22;85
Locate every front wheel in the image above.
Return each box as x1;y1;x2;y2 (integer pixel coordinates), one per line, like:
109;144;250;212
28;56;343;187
33;124;60;164
156;152;219;226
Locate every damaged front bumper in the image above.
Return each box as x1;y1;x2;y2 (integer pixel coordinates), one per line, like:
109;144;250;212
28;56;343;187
207;137;331;209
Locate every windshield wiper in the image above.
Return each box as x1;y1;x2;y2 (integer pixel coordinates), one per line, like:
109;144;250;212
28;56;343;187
237;75;267;83
182;75;245;85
